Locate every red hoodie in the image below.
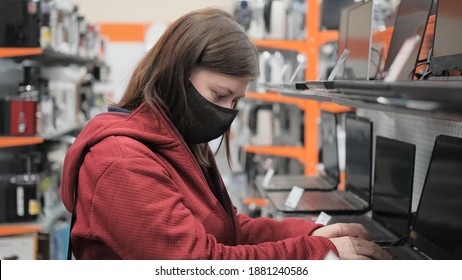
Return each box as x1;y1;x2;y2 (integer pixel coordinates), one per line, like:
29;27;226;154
60;103;338;259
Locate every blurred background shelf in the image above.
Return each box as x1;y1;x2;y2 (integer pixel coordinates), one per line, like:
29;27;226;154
0;48;44;58
0;137;44;148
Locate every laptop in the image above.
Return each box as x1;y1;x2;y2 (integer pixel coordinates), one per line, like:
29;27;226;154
386;135;462;259
255;111;339;192
265;114;373;214
329;136;416;245
334;0;434;93
428;0;462;76
305;1;373;90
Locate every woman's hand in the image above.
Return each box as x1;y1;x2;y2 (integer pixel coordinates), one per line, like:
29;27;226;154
329;237;393;260
311;223;368;239
312;223;392;260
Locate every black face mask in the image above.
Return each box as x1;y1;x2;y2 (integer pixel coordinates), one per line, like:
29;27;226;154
182;83;238;144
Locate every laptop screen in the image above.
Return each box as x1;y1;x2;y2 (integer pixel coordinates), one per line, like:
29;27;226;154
338;2;364;57
345;115;373;204
430;0;462;75
411;135;462;260
372;136;415;238
320;111;339;183
382;0;434;78
321;0;357;30
343;1;374;80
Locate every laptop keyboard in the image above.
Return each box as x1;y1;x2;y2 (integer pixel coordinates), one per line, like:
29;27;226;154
259;175;336;191
329;215;402;245
300;192;354;210
383;246;428;260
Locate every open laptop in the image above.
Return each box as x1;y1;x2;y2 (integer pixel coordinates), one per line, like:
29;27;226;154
265;114;373;214
255;111;339;192
428;0;462;76
329;136;416;245
334;0;434;94
386;135;462;260
305;1;373;90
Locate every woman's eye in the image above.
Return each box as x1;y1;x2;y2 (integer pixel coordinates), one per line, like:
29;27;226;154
213;91;227;98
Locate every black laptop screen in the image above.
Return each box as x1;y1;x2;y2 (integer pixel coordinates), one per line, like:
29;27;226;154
345;115;372;203
320;111;339;183
372;136;415;238
411;135;462;260
430;0;462;75
382;0;433;75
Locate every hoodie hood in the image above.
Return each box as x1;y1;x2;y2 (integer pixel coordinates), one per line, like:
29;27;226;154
60;103;181;212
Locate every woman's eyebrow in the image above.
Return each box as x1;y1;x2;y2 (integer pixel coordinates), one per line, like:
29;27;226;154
214;84;234;95
214;84;245;99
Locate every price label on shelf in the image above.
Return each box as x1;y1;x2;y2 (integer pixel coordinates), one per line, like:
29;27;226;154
285;186;304;209
261;167;275;188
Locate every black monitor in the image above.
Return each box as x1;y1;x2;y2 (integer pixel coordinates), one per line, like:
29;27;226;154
344;1;374;80
320;111;339;181
382;0;434;79
372;136;415;238
429;0;462;75
345;114;373;204
411;135;462;260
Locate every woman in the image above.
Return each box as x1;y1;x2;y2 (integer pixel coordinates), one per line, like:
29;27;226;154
61;7;390;260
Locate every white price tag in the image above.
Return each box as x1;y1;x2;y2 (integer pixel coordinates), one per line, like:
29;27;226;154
261;168;275;188
16;186;24;217
284;186;304;209
315;211;332;226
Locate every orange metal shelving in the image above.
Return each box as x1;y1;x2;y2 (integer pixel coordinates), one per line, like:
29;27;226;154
0;225;41;237
0;137;44;148
252;39;307;53
245;91;307;110
319;102;351;113
243;146;306;164
245;0;349;176
318;30;340;45
0;47;43;58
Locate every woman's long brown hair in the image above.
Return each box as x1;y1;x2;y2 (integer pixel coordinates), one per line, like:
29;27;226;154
114;7;259;168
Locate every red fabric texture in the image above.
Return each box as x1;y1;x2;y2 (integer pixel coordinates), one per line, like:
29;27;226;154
61;103;338;259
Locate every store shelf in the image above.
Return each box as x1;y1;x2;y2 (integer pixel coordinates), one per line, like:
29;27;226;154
280;80;462;122
246;0;349;176
243;145;305;163
0;47;101;66
0;224;41;237
0;124;83;148
0;202;68;237
252;32;338;54
319;102;351;113
247;90;350;113
245;91;307;109
335;80;462;120
14;48;100;66
252;40;307;53
0;137;44;148
0;47;44;58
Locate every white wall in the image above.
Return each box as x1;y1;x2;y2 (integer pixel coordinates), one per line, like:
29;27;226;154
72;0;234;23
